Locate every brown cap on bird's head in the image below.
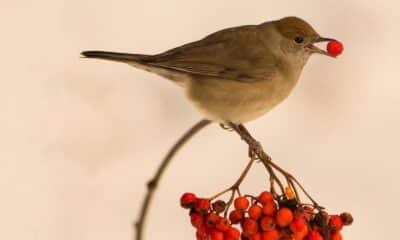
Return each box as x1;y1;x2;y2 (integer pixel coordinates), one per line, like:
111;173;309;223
272;16;338;57
274;16;319;39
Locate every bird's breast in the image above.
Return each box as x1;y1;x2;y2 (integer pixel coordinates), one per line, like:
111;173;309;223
185;72;300;123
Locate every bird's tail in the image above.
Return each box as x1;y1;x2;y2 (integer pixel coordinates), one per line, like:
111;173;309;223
80;51;150;63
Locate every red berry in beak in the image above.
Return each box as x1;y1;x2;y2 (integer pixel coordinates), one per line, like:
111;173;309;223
327;41;344;57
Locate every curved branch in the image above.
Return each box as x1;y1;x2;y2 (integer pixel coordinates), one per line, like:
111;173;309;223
134;119;211;240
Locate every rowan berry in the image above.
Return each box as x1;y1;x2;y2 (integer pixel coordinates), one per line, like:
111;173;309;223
242;218;259;236
234;196;250;211
248;204;263;220
229;209;243;224
280;237;293;240
212;200;227;213
330;231;343;240
210;230;225;240
290;218;307;233
261;229;279;240
196;226;211;240
206;212;220;227
307;230;323;240
195;198;210;214
258;191;274;205
294;226;308;240
276;208;294;227
329;215;343;231
180;192;197;209
260;216;275;231
262;201;277;216
225;227;240;240
327;41;343;57
250;232;262;240
190;212;204;228
215;217;230;232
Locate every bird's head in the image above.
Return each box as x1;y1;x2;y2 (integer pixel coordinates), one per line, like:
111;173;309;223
270;16;336;66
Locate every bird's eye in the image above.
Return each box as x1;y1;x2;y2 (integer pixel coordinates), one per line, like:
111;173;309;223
294;36;304;44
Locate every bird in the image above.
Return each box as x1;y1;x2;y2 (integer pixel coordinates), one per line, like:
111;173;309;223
81;16;337;124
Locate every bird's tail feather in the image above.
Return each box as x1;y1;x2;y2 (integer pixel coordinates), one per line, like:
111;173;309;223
80;51;149;63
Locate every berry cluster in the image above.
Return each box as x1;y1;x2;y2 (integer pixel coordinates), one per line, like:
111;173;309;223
180;191;352;240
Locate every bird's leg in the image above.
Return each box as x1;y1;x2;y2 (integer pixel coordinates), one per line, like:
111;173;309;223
227;123;266;158
238;124;264;155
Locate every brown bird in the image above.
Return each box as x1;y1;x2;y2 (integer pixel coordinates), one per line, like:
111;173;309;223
81;16;336;124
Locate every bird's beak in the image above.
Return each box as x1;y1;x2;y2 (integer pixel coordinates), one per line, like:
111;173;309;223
306;37;337;57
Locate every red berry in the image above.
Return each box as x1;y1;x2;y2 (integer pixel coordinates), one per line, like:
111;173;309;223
330;231;343;240
212;200;227;213
180;192;197;208
262;201;277;216
261;229;279;240
329;215;343;231
308;230;323;240
258;191;274;205
250;233;262;240
206;212;220;227
229;210;243;224
234;196;250;210
196;226;211;240
260;216;275;231
290;218;307;233
215;217;230;232
225;227;240;240
294;226;308;240
195;198;210;214
248;205;263;220
210;230;225;240
242;218;259;236
196;229;207;240
190;213;204;228
280;237;293;240
276;208;294;227
326;41;343;57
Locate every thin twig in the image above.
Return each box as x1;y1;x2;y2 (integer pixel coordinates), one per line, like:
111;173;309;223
134;119;211;240
232;156;255;189
228;123;321;208
209;157;256;217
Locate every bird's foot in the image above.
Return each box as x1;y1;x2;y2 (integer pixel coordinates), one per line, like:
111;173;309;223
220;123;234;131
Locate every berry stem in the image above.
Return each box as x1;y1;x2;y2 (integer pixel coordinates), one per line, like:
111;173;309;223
209;157;255;201
233;156;255;189
227;122;322;209
264;162;284;197
134;119;211;240
209;156;256;217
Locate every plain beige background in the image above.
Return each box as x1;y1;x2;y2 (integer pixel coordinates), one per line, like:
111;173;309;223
1;0;399;239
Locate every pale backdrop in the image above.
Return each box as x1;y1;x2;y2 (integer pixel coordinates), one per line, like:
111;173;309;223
1;0;399;239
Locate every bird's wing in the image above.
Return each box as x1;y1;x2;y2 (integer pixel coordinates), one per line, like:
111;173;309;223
144;25;278;82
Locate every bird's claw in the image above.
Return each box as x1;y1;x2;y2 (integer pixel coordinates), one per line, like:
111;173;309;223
220;123;234;131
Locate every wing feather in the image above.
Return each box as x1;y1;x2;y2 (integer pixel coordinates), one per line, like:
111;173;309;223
145;25;277;82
